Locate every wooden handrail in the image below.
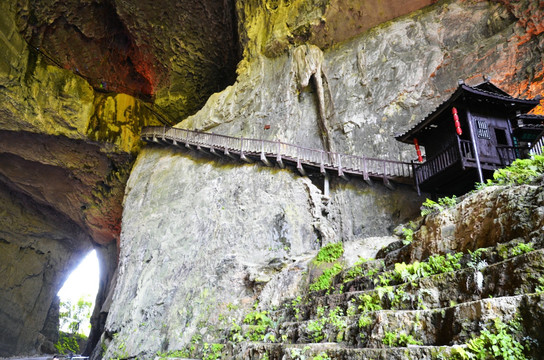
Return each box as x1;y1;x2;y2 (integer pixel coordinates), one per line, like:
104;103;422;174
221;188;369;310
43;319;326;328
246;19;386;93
530;135;544;156
141;126;414;184
414;141;460;184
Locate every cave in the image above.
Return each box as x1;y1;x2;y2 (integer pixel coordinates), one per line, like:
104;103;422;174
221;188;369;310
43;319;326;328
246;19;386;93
1;0;242;355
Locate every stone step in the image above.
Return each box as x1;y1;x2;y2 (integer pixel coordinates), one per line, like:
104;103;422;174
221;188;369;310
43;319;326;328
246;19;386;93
276;294;535;347
234;341;466;360
275;247;544;323
339;236;544;294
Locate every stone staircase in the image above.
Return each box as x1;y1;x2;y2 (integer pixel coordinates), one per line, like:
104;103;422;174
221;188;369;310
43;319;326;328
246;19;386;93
228;235;544;359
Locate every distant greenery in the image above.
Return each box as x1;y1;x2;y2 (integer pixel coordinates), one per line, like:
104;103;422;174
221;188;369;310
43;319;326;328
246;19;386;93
55;296;92;354
59;296;93;335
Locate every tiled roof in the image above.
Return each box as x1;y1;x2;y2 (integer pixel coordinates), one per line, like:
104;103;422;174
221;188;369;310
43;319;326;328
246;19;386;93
395;81;541;143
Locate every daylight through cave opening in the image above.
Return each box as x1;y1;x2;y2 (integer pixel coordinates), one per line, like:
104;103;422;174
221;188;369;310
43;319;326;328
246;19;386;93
57;249;99;337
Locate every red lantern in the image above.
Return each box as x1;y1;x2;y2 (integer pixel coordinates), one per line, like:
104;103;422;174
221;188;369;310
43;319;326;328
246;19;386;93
452;107;462;135
414;138;423;162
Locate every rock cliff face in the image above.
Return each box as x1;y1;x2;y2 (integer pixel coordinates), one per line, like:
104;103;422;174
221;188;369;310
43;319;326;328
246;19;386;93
100;0;544;358
1;0;543;358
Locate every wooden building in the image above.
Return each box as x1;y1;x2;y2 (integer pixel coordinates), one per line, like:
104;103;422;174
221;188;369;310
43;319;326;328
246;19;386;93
396;80;544;195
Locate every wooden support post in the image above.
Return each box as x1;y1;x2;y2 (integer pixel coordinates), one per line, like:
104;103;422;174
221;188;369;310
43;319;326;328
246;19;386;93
276;140;284;168
382;162;394;190
240;137;252;163
261;141;271;166
261;153;271;166
297;161;306;176
383;176;394;190
336;153;348;180
320;151;326;174
209;147;222;157
466;109;484;183
412;160;421;196
323;172;330;197
297;148;306;175
224;148;236;159
362;157;372;185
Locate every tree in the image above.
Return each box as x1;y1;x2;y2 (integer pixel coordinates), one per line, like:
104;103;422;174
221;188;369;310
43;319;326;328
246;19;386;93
59;296;93;335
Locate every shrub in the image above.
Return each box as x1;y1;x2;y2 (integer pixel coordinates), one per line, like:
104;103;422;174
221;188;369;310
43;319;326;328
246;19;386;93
243;310;273;341
315;243;344;263
492;153;544;185
452;319;529;360
309;263;343;292
382;331;422;347
421;196;457;216
55;332;82;355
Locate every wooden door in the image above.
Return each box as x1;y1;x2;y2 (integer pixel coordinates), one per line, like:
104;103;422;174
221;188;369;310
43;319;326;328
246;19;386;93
473;115;495;162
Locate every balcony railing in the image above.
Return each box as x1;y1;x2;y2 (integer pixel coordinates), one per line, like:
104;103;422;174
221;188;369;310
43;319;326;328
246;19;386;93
414;140;461;185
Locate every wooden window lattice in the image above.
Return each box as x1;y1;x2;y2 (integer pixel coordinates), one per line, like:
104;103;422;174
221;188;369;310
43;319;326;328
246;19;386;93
476;119;490;139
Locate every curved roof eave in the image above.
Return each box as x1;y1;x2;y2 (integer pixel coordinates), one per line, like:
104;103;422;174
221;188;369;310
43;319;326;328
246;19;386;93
395;83;541;144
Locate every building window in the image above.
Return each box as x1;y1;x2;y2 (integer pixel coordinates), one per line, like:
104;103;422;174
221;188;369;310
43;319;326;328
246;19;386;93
476;120;490;139
494;128;508;145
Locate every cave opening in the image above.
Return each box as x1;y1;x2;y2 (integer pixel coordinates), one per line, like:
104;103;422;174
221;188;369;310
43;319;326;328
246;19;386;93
57;250;99;339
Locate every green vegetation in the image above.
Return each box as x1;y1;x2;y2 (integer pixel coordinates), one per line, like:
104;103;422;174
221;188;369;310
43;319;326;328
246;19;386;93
535;277;544;294
243;310;273;341
309;242;345;292
421;196;457;216
357;293;383;313
55;332;84;355
382;331;422;347
157;349;191;358
202;343;224;360
312;352;331;360
309;263;343;292
314;242;344;263
306;306;347;343
59;296;93;335
473;152;544;191
55;296;93;354
490;152;544;186
392;252;463;283
449;319;529;360
291;296;302;320
344;258;377;282
400;221;418;245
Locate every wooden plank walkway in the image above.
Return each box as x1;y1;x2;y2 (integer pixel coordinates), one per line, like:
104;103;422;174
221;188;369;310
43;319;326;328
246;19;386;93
141;126;415;188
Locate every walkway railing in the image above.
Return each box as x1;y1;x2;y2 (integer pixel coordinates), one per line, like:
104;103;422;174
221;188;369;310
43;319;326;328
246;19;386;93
414;140;460;185
141;126;414;186
530;135;544;156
